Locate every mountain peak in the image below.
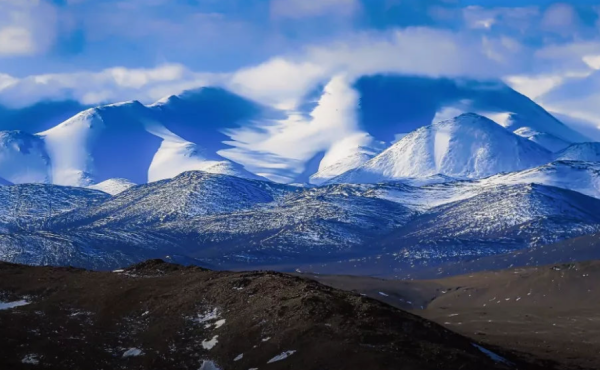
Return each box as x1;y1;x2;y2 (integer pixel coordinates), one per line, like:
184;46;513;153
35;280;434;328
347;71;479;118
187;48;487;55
436;112;505;131
330;113;552;184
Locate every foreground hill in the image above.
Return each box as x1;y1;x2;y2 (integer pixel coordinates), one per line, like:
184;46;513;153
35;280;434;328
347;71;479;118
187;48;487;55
0;260;537;370
310;260;600;370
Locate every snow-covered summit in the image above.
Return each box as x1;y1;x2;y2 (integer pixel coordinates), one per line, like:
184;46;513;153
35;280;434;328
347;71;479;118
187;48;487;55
331;113;551;184
37;97;262;187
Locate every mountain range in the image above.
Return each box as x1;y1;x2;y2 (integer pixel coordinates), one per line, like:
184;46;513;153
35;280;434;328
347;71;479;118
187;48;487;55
0;74;599;275
0;75;593;188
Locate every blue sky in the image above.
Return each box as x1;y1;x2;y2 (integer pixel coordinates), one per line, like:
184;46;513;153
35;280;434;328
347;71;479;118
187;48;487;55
1;0;599;75
0;0;599;127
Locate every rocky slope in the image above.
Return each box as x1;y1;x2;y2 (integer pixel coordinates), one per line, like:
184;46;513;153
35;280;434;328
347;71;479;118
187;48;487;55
2;172;600;273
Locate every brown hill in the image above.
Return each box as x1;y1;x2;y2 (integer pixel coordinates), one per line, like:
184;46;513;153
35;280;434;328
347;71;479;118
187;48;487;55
309;260;600;370
0;260;540;370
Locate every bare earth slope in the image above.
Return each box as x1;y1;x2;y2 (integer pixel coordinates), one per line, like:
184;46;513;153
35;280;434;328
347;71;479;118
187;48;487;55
310;260;600;370
0;260;541;370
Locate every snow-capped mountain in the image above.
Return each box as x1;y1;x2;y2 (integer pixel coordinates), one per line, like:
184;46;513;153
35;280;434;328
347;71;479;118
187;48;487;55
39;102;160;186
331;113;551;184
52;171;294;230
353;76;589;152
36;97;264;187
491;112;585;152
0;131;50;184
0;74;592;187
0;74;599;274
555;142;600;162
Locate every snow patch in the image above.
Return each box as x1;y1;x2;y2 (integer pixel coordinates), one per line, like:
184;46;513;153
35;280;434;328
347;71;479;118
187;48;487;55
195;308;220;324
472;343;513;365
0;300;30;310
199;360;221;370
202;335;219;350
267;350;296;363
21;354;39;365
122;348;144;358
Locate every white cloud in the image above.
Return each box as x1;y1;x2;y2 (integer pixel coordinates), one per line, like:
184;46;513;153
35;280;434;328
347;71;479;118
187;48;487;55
583;55;600;70
270;0;359;19
229;58;327;109
0;27;35;56
504;74;565;100
541;3;579;34
536;70;600;127
0;26;535;110
228;28;520;109
0;0;57;57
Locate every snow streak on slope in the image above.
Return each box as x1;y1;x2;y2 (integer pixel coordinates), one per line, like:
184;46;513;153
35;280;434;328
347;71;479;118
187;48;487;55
144;118;265;182
555;143;600;162
332;113;551;184
88;178;137;195
512;127;570;153
484;161;600;199
0;131;49;184
309;133;385;185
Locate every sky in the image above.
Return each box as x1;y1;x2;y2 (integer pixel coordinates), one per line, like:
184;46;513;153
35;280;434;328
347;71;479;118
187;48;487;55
0;0;600;127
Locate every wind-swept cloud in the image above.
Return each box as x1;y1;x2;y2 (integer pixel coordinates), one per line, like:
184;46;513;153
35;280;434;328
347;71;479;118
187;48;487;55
227;27;526;108
0;64;224;108
221;74;361;182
